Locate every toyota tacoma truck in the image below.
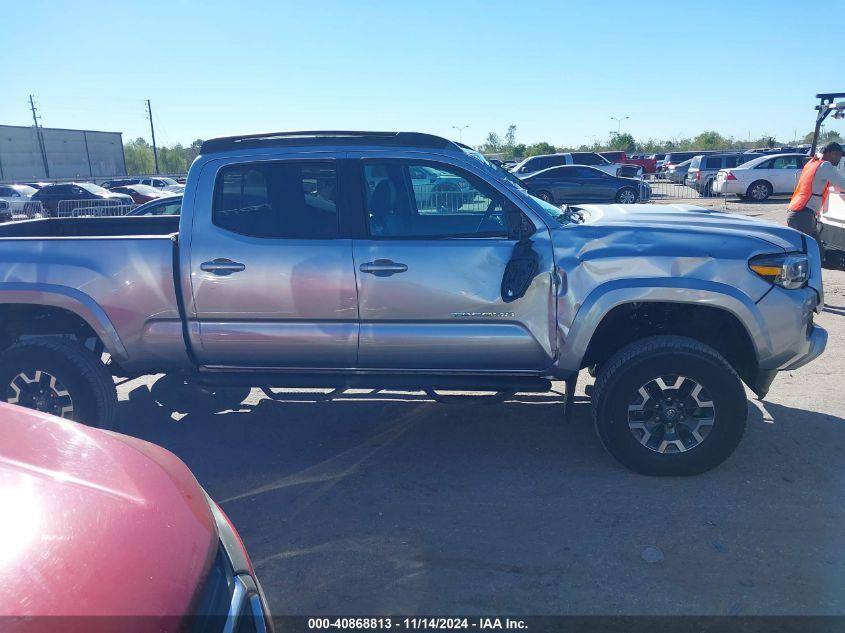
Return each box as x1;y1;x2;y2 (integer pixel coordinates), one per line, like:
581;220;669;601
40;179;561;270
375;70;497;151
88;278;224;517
0;131;827;476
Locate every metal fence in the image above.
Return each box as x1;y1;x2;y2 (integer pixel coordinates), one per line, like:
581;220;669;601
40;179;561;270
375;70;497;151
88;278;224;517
56;199;137;217
14;201;48;220
643;172;723;201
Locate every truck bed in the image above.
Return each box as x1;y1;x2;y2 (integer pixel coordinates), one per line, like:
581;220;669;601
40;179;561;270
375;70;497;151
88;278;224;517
0;217;189;372
0;215;179;238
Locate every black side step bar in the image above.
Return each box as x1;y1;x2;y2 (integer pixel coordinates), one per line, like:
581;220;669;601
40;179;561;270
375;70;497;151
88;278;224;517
196;371;552;393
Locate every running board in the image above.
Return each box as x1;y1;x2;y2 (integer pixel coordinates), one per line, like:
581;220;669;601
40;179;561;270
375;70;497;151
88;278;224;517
196;370;552;393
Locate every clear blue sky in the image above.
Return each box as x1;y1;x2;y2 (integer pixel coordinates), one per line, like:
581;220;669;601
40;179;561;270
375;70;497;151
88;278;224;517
3;0;843;148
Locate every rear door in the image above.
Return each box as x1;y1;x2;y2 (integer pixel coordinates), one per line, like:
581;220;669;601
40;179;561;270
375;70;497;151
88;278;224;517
187;157;359;368
351;157;556;371
533;167;578;202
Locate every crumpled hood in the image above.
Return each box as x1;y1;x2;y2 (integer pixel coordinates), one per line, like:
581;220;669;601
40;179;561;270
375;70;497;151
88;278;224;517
576;203;804;252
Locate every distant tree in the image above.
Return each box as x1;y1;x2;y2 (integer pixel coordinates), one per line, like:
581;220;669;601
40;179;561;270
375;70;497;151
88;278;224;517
124;138;154;175
158;144;188;173
691;131;730;150
511;143;526;158
525;142;556;156
608;132;637;153
481;132;503;154
185;139;204;166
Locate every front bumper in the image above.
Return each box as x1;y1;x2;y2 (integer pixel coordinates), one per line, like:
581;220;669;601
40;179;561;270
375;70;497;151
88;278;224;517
756;285;827;372
783;324;827;371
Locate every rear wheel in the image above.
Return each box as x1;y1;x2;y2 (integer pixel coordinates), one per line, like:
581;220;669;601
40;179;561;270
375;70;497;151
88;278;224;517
0;337;117;429
615;187;639;204
592;335;746;476
746;180;772;202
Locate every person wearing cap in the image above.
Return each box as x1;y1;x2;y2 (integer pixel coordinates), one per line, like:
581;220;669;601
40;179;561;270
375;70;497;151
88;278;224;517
786;141;845;242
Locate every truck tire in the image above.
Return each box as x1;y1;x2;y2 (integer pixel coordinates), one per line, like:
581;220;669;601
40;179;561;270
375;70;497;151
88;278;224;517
0;337;117;430
591;335;746;476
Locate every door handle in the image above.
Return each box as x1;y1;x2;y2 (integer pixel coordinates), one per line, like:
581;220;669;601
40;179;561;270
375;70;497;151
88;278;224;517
359;259;408;277
200;258;246;276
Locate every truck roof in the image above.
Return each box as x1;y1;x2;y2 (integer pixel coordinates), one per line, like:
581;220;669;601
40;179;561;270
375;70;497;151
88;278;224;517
200;130;458;154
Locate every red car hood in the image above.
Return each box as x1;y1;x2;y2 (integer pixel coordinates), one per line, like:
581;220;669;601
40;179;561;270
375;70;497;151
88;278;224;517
0;402;217;622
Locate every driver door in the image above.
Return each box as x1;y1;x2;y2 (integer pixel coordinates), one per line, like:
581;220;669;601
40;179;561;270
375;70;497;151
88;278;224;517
352;158;556;371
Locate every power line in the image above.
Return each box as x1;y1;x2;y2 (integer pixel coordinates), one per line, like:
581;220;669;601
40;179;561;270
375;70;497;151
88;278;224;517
145;99;159;174
29;95;50;178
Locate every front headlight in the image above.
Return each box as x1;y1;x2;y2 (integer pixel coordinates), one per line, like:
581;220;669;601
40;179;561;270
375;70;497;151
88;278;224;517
749;252;809;289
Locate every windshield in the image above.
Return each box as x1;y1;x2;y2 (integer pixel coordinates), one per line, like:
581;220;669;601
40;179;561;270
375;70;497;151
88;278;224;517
132;185;159;194
14;185;37;196
462;149;526;189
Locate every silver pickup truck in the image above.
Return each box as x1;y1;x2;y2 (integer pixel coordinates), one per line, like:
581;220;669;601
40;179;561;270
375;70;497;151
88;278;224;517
0;131;827;475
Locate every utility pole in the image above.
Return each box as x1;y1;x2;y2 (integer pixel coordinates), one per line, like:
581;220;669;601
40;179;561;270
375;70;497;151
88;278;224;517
146;99;159;174
29;95;50;178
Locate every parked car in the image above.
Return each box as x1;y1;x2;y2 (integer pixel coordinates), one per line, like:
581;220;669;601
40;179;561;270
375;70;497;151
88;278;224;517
712;153;809;201
686;154;754;195
0;130;826;476
521;165;650;204
649;153;667;171
659;151;715;175
666;158;694;184
22;182;50;189
101;177;141;189
511;152;624;177
127;194;183;216
409;164;477;209
30;182;134;216
0;200;11;223
0;183;37;212
137;176;182;191
110;183;177;204
0;401;271;628
601;151;656;174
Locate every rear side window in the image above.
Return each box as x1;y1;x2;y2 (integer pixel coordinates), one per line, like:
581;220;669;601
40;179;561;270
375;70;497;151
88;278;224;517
703;157;722;169
213;161;338;239
771;156;800;169
725;156;748;167
572;153;604;166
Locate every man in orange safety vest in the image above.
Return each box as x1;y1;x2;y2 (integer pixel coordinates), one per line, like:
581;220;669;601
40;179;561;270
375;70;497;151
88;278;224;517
787;141;845;243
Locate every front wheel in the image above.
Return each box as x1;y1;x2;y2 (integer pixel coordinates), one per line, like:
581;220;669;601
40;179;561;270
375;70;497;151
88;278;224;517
0;337;118;429
592;335;746;476
615;187;639;204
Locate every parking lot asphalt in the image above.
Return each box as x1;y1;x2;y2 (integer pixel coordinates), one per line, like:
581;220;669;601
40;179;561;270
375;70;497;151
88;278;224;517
114;196;845;616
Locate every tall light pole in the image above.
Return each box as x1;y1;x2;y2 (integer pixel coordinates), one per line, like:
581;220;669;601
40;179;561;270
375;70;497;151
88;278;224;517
610;116;629;134
452;125;469;143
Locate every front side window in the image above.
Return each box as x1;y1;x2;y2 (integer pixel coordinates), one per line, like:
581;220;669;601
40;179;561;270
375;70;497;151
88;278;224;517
213;161;338;239
363;161;527;239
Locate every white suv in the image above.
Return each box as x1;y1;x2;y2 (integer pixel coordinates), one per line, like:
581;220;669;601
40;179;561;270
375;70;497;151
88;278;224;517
511;152;623;177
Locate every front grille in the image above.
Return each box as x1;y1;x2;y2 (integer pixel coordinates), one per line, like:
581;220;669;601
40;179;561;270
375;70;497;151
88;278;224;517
189;544;270;633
